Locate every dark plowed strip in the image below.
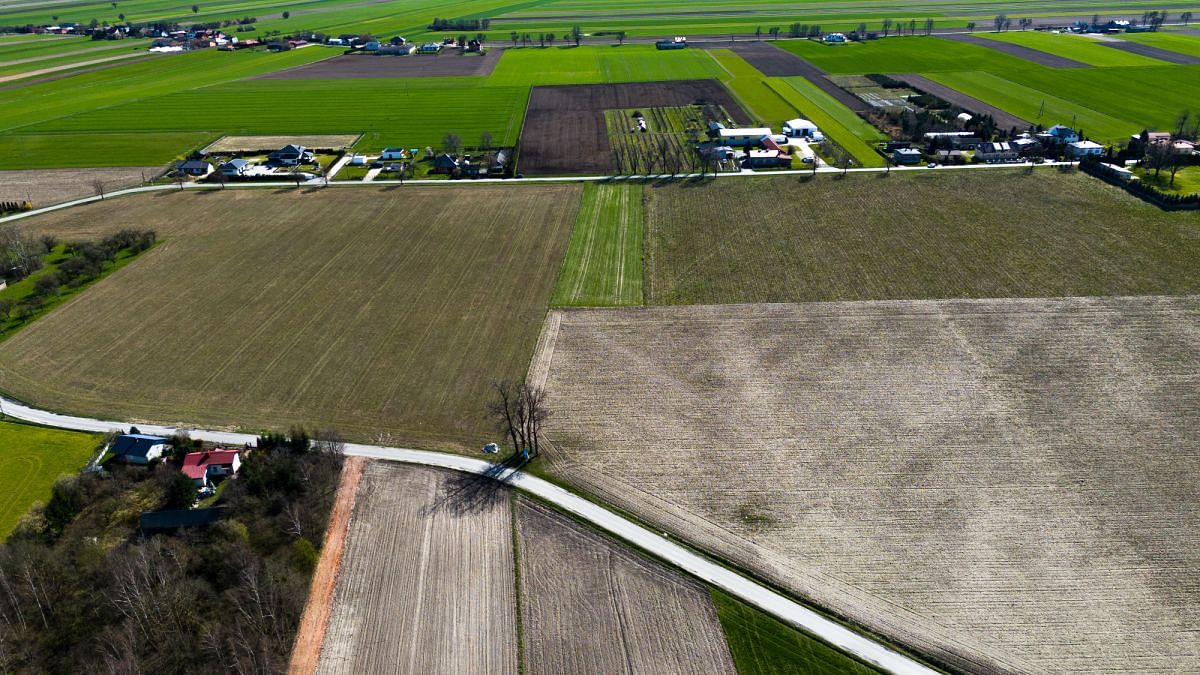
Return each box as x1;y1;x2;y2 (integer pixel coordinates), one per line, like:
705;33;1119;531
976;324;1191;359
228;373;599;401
890;74;1032;130
519;80;750;175
938;33;1091;68
723;42;869;112
1099;39;1200;64
257;49;502;79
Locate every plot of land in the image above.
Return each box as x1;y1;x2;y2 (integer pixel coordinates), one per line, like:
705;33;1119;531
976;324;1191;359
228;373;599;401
723;42;869;112
204;134;361;153
259;50;502;79
518;80;747;175
0;420;99;539
888;74;1031;130
318;462;518;674
0;166;162;207
552;183;644;307
1100;39;1200;64
517;497;736;675
937;33;1090;68
0;186;579;449
531;296;1200;674
646;171;1200;305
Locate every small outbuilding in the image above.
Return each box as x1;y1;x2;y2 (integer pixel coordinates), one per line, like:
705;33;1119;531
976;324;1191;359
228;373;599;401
1068;140;1104;158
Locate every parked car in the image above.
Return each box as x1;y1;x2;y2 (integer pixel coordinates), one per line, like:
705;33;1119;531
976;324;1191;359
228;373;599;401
926;162;938;168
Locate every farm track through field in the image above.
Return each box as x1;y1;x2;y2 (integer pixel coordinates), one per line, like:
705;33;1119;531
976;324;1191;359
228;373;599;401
533;296;1200;674
722;42;869;112
937;33;1091;68
1099;39;1200;64
888;74;1032;130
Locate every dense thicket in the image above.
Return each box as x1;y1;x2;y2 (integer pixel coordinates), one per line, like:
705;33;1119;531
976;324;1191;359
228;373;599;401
0;431;343;674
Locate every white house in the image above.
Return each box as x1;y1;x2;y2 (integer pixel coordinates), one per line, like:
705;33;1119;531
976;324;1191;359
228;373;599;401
782;118;823;141
717;127;773;147
1068;140;1104;158
381;147;406;160
349;154;367;166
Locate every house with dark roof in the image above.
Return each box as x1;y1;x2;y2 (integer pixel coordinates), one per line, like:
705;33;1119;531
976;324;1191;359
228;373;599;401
181;449;242;488
111;434;168;464
176;160;214;176
268;144;313;166
433;153;461;174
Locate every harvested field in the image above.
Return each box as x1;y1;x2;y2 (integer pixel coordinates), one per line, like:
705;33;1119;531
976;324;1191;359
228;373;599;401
531;296;1200;674
318;463;517;674
517;497;736;675
258;50;502;79
0;186;579;449
204;134;360;152
1099;39;1200;64
724;42;868;112
518;80;747;175
937;33;1090;68
646;171;1200;305
0;166;161;207
888;74;1031;130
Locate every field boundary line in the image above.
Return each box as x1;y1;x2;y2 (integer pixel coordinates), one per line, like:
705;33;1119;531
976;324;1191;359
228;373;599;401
288;456;367;675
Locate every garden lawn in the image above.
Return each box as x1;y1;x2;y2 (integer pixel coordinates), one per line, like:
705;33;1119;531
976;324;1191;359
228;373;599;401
712;589;882;675
0;420;99;539
552;183;643;306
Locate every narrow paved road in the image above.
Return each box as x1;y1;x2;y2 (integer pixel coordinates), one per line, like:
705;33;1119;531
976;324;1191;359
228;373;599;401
0;393;938;675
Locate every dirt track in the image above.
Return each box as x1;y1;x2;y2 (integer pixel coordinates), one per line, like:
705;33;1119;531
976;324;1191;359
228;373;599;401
937;33;1090;67
533;296;1200;674
519;80;748;175
889;74;1032;129
517;497;736;674
1099;39;1200;64
289;457;366;675
724;42;870;112
258;49;502;78
318;463;518;674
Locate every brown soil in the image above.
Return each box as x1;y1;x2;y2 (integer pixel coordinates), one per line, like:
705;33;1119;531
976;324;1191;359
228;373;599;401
724;42;870;112
938;33;1091;67
0;166;163;207
1100;39;1200;63
257;49;502;79
889;73;1032;129
519;80;748;175
287;456;366;675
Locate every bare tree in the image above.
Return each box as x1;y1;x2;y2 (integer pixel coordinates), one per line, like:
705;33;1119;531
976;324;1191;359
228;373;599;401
487;380;550;460
313;428;345;456
480;130;494;150
881;18;892;37
91;178;106;199
442;132;462;156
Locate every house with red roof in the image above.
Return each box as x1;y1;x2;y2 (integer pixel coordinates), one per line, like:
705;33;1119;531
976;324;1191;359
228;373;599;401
181;449;242;488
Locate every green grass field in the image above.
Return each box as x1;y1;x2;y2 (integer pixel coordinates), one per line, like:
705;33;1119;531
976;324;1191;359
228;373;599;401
710;48;801;126
777;36;1030;75
0;420;99;539
1117;31;1200;58
711;589;883;675
975;30;1164;67
646;170;1200;305
488;44;723;86
552;183;643;306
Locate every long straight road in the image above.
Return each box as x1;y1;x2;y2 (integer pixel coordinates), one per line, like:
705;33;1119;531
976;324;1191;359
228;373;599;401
0;392;939;675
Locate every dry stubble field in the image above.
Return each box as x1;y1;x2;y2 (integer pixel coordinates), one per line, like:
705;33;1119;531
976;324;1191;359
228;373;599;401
530;296;1200;674
0;186;579;448
0;166;162;207
517;497;736;675
318;462;518;675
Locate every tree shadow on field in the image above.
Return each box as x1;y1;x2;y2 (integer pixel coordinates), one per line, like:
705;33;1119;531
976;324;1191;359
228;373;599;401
425;454;525;517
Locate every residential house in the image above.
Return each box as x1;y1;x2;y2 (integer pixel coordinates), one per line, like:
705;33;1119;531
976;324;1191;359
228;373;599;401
176;160;214;176
218;158;251;177
1043;125;1080;145
1011;137;1041;155
389;36;408;45
893;147;922;164
717;127;772;147
268;144;313;166
111;434;168;465
1068;140;1104;158
181;449;242;488
744;149;791;168
975;141;1019;163
433;153;460;174
378;44;415;55
1173;140;1196;155
934;149;966;164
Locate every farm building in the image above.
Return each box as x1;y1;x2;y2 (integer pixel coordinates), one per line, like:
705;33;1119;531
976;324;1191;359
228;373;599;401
655;39;687;50
111;434;168;465
417;43;443;53
718;127;773;147
381;148;407;160
433;153;461;174
377;44;416;55
822;32;847;43
1068;140;1104;158
744;150;791;168
181;449;242;488
175;160;214;176
893;147;922;164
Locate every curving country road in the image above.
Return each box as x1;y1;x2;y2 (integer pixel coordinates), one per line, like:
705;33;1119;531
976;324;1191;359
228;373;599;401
0;393;939;675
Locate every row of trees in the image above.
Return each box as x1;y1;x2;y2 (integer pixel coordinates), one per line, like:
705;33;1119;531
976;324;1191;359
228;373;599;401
0;201;31;215
428;17;490;31
510;25;583;47
0;428;345;672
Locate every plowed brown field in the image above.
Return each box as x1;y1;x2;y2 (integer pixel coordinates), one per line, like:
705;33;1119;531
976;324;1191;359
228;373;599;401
318;463;518;674
517;497;736;675
530;296;1200;674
